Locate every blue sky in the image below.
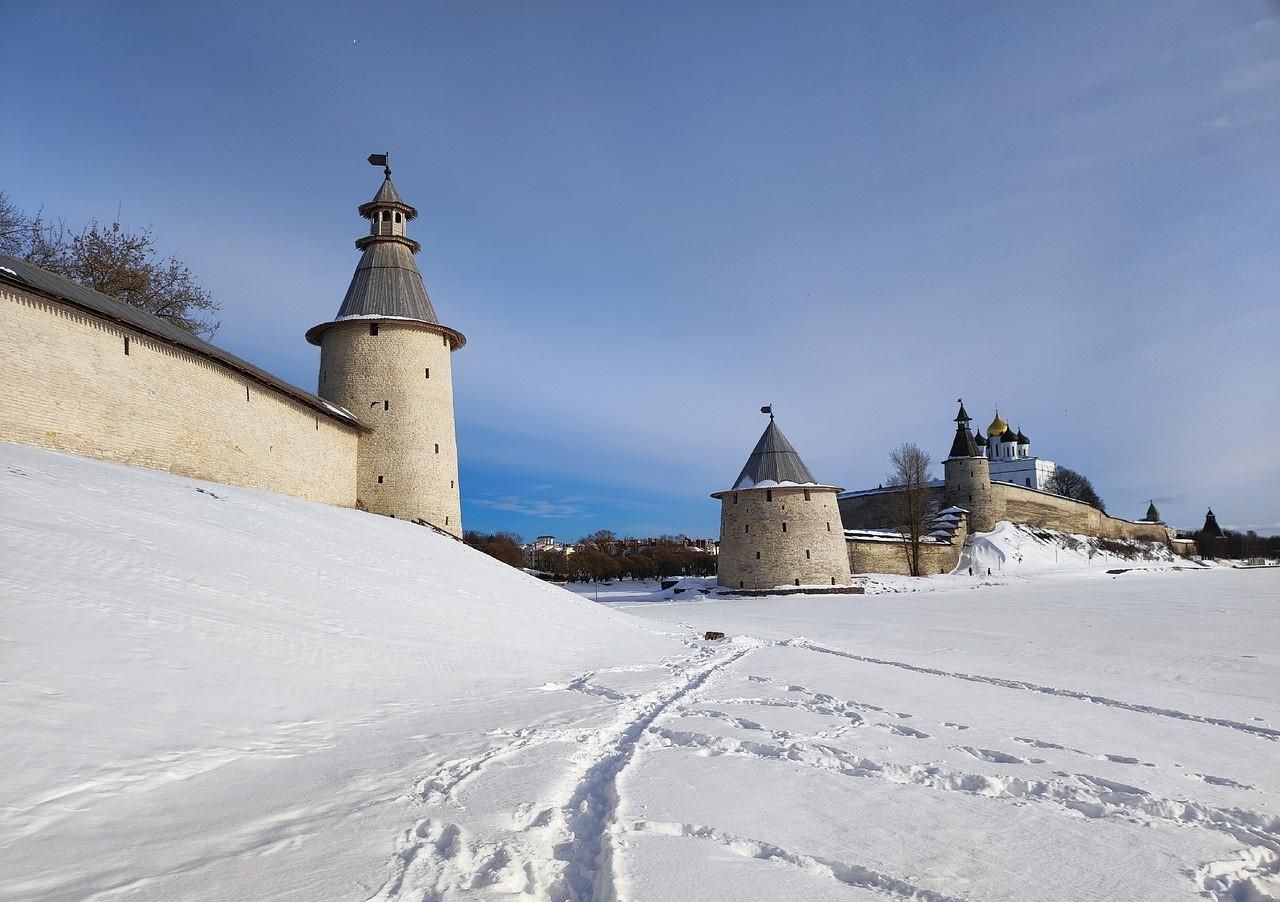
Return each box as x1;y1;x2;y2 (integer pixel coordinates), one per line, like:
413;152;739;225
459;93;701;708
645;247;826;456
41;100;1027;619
4;2;1278;539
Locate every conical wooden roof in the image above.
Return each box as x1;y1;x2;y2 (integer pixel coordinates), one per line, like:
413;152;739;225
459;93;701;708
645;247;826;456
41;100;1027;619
731;419;819;489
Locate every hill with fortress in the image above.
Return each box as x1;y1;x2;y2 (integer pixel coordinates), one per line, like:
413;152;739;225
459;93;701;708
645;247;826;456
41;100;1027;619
0;158;1223;589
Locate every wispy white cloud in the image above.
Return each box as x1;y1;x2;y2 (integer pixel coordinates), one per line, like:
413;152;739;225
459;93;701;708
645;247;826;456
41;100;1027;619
469;496;588;518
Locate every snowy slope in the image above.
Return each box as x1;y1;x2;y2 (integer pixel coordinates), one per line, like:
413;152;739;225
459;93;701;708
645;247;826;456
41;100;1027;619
4;442;1279;901
0;443;685;900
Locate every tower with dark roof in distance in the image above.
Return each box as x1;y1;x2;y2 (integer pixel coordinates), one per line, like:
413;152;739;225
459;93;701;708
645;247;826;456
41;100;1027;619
307;158;465;535
712;410;852;591
944;400;1005;532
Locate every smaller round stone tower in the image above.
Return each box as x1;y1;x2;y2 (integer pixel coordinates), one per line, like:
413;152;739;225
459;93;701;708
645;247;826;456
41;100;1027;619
713;410;852;591
943;400;1005;533
307;155;465;536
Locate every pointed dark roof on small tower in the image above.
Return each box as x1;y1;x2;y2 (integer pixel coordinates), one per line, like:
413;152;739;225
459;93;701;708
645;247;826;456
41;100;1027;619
731;418;819;489
1144;500;1161;522
974;430;987;447
1202;508;1224;537
947;400;979;458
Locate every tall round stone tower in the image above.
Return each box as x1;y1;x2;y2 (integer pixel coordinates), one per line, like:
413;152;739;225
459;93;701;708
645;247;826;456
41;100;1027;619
943;400;1004;533
307;156;465;536
713;410;852;591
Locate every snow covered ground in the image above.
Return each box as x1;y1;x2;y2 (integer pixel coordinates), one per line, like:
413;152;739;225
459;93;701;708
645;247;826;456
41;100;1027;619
3;443;1278;900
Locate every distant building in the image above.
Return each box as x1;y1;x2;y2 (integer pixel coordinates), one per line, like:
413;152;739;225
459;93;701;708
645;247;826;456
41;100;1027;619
976;411;1056;491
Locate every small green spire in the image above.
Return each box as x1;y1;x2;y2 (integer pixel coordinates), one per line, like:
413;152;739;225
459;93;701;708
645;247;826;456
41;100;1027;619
1145;500;1160;522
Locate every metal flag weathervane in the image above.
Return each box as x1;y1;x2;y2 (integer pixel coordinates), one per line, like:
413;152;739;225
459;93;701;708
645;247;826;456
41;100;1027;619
367;152;391;177
760;404;773;419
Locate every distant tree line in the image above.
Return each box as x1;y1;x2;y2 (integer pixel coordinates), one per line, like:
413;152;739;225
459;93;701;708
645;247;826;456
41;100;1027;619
0;190;221;339
463;528;718;581
1192;528;1280;561
462;531;525;569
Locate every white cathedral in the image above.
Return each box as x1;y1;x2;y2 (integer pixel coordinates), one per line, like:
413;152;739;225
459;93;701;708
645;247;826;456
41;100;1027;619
972;410;1056;491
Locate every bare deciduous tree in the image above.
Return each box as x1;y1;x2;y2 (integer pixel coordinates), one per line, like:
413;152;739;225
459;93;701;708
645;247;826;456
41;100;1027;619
1046;466;1105;513
0;191;25;256
888;443;934;577
0;191;221;339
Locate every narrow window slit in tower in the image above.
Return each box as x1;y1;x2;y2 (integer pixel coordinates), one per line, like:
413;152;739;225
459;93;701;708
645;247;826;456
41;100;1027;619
425;368;430;379
370;323;379;336
434;443;439;453
745;524;750;534
794;578;800;586
384;400;390;411
804;489;811;501
123;335;130;355
782;522;787;533
377;475;384;484
756;551;760;560
246;386;250;401
766;489;773;502
450;480;454;488
827;522;831;531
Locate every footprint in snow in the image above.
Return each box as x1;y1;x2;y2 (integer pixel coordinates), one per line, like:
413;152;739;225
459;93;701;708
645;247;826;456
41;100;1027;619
959;746;1026;765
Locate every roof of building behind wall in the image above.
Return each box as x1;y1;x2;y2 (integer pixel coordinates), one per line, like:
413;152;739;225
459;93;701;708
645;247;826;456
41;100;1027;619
0;253;363;429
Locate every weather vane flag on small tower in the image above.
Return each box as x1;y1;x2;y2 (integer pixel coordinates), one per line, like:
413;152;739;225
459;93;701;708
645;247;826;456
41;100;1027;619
367;152;391;177
760;404;773;419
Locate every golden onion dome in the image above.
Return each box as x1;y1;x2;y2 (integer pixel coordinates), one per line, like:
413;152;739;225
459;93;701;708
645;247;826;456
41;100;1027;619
987;412;1009;437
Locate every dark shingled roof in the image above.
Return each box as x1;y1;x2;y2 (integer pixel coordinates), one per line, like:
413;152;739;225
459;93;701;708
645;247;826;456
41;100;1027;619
0;253;362;428
308;170;465;348
1016;427;1030;445
336;241;439;322
973;429;988;447
954;400;971;423
731;419;819;489
948;421;979;459
1144;501;1161;522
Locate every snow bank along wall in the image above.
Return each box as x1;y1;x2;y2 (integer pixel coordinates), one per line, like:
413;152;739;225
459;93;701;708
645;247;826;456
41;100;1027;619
0;269;361;507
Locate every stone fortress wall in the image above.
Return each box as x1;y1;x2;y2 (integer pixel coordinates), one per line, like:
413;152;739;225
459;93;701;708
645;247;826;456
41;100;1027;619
846;511;970;577
839;470;1177;562
0;283;360;506
994;482;1173;543
318;322;462;534
717;485;852;590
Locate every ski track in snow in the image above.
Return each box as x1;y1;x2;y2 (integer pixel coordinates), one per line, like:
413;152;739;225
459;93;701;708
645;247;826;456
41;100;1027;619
780;638;1280;742
366;633;1280;902
369;640;761;902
